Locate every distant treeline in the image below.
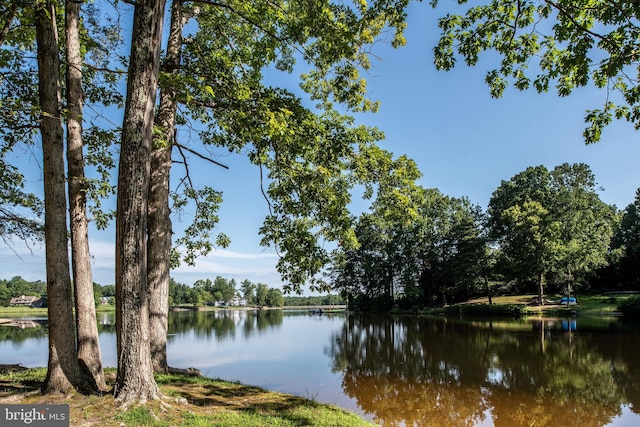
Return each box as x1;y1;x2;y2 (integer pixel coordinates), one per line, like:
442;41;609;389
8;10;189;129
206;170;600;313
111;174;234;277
1;276;343;309
283;295;345;306
330;164;640;312
170;277;285;307
0;276;116;307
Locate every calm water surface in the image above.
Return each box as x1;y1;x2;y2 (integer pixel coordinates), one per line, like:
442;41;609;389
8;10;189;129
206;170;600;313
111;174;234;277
1;310;640;427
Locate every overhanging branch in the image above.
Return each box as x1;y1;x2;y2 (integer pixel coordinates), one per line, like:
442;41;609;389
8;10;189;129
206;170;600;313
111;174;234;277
174;142;229;169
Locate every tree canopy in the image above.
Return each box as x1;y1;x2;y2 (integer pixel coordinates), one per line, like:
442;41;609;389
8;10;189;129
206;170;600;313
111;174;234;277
488;163;615;300
607;188;640;288
332;162;618;309
332;176;487;310
0;161;43;246
431;0;640;143
155;0;420;293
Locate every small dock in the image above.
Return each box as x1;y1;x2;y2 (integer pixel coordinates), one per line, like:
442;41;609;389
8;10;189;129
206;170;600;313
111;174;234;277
0;319;40;328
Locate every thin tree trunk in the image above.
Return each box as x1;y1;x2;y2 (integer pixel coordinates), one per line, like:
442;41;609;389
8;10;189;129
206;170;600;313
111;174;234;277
114;0;166;405
66;0;105;391
35;0;85;394
149;0;183;374
483;270;492;304
538;272;545;306
0;2;17;48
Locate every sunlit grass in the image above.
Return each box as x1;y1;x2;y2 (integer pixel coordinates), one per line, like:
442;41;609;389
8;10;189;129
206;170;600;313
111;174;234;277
0;369;375;427
466;294;635;317
0;306;48;316
0;305;116;316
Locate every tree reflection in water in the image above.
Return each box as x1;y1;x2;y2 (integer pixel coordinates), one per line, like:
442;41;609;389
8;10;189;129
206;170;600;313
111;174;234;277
325;315;639;427
165;309;285;342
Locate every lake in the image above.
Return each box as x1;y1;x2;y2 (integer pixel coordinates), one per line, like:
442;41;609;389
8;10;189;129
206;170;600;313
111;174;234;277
1;310;640;426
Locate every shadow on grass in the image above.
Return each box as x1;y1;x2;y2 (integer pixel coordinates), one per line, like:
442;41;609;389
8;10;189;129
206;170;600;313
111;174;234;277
176;382;266;406
0;379;41;399
161;375;323;425
238;396;317;426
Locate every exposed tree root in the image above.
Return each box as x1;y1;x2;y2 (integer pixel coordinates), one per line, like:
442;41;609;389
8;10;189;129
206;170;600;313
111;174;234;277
167;366;201;377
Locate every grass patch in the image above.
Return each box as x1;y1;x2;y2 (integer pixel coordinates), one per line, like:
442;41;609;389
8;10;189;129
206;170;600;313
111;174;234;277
0;369;374;427
463;294;637;317
0;305;114;318
116;406;165;426
0;307;48;316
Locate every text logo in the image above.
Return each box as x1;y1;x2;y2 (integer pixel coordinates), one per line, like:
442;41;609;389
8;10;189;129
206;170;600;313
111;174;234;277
0;405;69;426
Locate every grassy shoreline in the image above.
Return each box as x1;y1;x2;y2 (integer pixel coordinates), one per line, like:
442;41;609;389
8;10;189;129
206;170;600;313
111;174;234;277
0;306;117;317
497;294;627;317
0;295;632;318
0;369;374;427
429;294;633;318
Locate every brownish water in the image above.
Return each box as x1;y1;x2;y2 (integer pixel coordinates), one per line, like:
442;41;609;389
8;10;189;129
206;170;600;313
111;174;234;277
324;314;640;426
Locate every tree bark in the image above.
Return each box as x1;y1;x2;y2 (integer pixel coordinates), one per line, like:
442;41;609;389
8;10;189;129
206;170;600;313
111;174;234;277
0;3;18;48
538;272;545;306
482;269;492;304
149;0;183;375
114;0;166;405
66;0;106;391
35;0;85;394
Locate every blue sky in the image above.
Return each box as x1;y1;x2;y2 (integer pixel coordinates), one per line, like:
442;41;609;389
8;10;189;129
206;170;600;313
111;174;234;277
2;2;639;292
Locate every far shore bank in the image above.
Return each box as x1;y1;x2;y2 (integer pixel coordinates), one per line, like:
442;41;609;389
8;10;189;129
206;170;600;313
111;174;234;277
0;294;634;319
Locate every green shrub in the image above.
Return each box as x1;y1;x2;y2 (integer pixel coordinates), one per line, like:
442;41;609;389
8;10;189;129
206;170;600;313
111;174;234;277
617;296;640;318
443;303;527;318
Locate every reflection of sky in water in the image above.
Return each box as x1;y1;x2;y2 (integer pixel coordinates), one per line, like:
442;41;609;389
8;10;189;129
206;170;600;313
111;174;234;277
0;329;119;368
485;367;504;385
167;313;360;412
1;337;47;366
608;406;640;427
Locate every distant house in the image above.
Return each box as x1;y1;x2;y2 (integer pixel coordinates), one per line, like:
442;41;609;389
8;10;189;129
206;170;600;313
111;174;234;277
214;297;247;307
9;295;43;308
230;296;248;306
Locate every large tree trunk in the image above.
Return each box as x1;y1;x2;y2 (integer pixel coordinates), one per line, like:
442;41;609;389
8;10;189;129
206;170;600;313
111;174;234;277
66;0;105;391
149;0;183;375
35;0;85;394
114;0;166;405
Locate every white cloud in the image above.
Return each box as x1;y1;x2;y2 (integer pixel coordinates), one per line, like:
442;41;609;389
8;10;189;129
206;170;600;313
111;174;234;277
0;240;283;287
88;240;116;269
0;240;46;282
171;248;281;286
